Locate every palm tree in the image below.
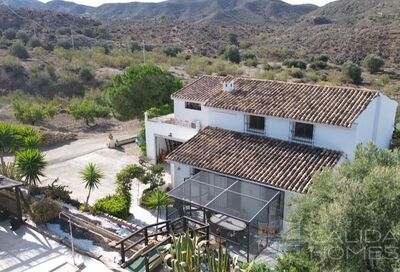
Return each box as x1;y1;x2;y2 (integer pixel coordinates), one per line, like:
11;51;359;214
142;189;173;225
80;163;103;210
16;149;47;194
0;123;17;172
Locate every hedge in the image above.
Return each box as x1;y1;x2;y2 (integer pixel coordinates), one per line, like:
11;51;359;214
93;194;130;220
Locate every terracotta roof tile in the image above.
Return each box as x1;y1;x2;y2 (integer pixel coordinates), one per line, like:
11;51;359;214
172;76;378;127
167;127;342;193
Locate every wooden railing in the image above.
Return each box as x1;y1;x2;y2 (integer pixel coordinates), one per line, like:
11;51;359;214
116;216;209;270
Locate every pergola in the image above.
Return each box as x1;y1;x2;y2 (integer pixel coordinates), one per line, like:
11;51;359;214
0;175;24;224
168;171;284;261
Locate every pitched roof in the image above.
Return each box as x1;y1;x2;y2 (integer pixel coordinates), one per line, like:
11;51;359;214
171;76;223;103
167;127;342;194
172;76;379;127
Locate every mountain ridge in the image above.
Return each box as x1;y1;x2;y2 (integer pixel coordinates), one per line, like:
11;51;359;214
1;0;317;24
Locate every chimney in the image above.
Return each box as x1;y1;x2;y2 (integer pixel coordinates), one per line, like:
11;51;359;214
223;79;234;92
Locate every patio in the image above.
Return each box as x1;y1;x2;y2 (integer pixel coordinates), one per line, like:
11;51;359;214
167;171;284;261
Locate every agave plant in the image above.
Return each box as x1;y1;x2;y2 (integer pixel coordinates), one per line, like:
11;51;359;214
160;231;208;272
160;231;245;272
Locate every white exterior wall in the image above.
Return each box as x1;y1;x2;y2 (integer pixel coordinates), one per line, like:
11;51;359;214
207;108;245;132
374;95;398;148
173;99;208;127
145;119;198;163
170;162;191;188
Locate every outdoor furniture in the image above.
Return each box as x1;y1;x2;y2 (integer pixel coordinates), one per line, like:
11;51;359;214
210;214;247;232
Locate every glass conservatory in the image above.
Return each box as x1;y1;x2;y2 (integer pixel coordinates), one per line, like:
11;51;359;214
167;171;284;261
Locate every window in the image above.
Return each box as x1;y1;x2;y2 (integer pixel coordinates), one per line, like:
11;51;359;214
185;102;201;111
246;115;265;134
293;122;314;141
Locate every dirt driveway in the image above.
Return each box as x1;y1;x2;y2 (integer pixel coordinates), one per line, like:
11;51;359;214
41;132;140;205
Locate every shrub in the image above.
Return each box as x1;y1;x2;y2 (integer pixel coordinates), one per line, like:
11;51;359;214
56;39;72;50
288;68;304;78
341;61;362;84
93;194;129;219
275;251;315;272
30;198;62;224
283;58;307;69
79;67;94;82
12;99;58;125
163;47;182;57
228;32;239;46
57;27;71;35
68;98;110;125
3;28;16;40
224;45;241;64
312;54;329;63
309;60;327;70
9;41;29;59
115;164;145;209
256;70;275;80
16;30;29;44
242;262;271;272
27;36;42;48
379;74;391;86
363;54;385;74
44;179;72;203
95;40;110;54
130;40;141;52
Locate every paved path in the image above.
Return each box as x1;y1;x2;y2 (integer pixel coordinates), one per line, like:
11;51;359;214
0;222;111;272
42;132;138;205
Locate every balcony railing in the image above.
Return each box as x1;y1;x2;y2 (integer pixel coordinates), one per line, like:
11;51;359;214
146;113;200;130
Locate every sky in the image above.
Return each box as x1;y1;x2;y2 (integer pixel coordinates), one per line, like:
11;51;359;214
39;0;337;7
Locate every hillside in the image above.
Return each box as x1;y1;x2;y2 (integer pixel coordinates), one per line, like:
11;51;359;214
273;0;400;65
1;0;317;24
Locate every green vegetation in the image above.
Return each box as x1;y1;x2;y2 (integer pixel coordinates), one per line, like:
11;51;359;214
363;54;385;74
80;162;103;210
341;60;362;84
163;46;182;57
142;189;172;225
288;144;400;271
9;41;30;59
93;194;130;219
228;32;239;46
68;98;109;125
12;99;59;125
3;28;16;40
30;198;62;224
56;39;73;50
283;58;307;69
105;64;182;120
224;45;241;64
16;148;47;191
27;36;42;48
115;164;145;210
275;251;314;272
16;30;29;44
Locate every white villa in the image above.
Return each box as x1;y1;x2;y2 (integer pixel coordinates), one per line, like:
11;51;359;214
144;75;398;260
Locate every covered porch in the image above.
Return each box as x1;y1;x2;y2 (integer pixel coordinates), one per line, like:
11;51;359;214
167;171;284;261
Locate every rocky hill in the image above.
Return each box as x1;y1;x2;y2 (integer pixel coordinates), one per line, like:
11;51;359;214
1;0;317;25
273;0;400;65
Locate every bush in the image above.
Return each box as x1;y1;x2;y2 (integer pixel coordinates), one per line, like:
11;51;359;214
311;54;329;63
130;40;141;52
44;179;72;203
242;262;271;272
224;45;241;64
16;30;29;44
9;41;29;59
163;47;182;57
283;58;307;69
288;68;304;78
275;251;315;272
12;99;58;125
93;194;129;219
341;61;362;84
30;198;62;224
228;32;239;46
27;36;42;48
57;27;71;35
363;54;385;74
56;39;72;50
309;60;327;70
3;28;16;40
68;98;110;125
79;67;94;82
95;40;110;54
